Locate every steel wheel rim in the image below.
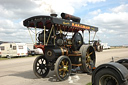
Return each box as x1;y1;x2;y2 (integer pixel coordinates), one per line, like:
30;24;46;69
85;50;94;71
36;57;49;77
99;75;119;85
58;58;70;79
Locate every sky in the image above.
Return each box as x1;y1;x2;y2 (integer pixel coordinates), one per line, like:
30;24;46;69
0;0;128;46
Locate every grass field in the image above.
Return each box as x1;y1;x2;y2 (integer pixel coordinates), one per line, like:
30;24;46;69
0;55;37;61
0;57;8;60
86;82;92;85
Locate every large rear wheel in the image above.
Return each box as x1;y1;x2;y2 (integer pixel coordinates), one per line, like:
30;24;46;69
33;55;49;78
55;56;72;81
79;45;96;73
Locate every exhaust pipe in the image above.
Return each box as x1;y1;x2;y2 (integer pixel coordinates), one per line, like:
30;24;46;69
61;12;81;23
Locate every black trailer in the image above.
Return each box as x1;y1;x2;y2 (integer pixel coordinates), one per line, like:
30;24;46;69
92;58;128;85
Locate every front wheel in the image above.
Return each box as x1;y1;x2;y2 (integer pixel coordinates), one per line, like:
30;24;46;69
55;56;72;81
33;55;49;78
94;68;123;85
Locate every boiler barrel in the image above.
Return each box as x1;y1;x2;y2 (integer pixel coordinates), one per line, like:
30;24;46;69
45;47;68;61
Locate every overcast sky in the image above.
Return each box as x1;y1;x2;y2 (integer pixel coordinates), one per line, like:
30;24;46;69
0;0;128;46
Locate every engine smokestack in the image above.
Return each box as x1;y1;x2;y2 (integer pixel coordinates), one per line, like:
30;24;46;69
61;13;81;23
50;13;57;17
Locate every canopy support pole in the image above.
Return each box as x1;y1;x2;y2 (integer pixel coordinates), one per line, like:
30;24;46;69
93;32;96;41
89;31;90;44
53;25;55;45
44;26;46;45
35;27;37;44
46;25;54;45
27;27;34;44
82;30;84;43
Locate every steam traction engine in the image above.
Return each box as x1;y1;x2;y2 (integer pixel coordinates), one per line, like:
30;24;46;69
91;40;103;52
23;13;98;80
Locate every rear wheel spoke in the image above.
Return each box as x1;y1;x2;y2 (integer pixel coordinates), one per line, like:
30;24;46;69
66;61;68;66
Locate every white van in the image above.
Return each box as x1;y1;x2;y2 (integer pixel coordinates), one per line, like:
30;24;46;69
0;43;28;58
101;43;110;50
27;43;43;56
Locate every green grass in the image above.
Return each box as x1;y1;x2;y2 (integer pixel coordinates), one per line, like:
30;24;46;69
0;57;8;60
0;55;38;61
86;82;92;85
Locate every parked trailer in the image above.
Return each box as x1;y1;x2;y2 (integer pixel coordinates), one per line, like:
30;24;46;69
92;58;128;85
0;43;28;58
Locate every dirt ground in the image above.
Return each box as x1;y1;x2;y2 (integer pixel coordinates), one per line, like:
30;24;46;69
0;48;128;85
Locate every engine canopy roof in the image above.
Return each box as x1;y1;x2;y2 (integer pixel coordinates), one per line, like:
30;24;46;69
23;15;98;32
